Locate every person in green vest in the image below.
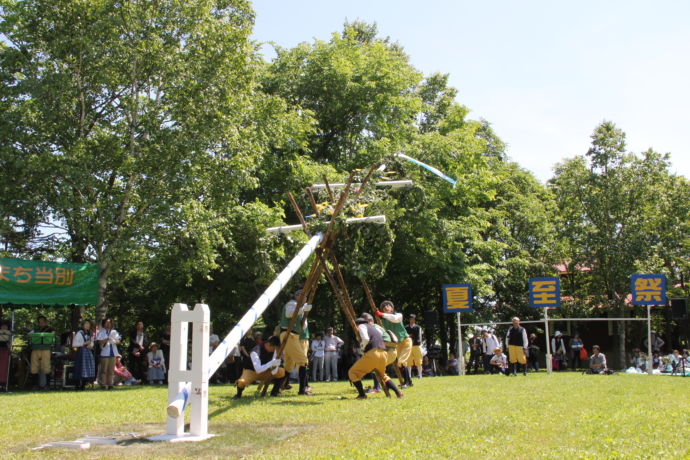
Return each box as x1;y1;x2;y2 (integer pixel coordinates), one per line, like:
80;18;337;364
299;314;313;393
366;319;398;394
28;315;55;391
280;289;312;395
375;300;413;388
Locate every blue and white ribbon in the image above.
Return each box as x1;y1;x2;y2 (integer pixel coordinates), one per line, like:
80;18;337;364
396;153;457;187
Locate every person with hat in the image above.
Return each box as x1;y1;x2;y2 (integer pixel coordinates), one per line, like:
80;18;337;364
375;300;412;388
551;331;567;371
405;314;424;380
146;342;166;384
323;326;344;382
505;317;528;376
279;289;312;395
234;335;286;398
349;313;403;399
467;329;483;374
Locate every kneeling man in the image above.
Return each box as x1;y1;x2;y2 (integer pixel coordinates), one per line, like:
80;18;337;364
234;335;286;398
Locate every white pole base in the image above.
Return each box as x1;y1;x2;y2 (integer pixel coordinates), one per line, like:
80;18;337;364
148;433;216;443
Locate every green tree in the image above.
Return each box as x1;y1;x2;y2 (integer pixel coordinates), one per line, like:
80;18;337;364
0;0;268;321
550;121;680;366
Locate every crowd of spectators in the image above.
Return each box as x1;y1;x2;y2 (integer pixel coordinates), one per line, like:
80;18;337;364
1;313;689;391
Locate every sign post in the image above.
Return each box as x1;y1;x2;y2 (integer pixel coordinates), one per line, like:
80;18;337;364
442;284;473;376
529;277;561;374
631;274;667;376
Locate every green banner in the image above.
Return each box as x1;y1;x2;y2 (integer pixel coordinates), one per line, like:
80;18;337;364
0;258;99;306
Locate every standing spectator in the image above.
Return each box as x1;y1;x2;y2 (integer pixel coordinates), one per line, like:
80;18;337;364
128;321;149;383
146;342;166;384
467;332;483;374
527;333;541;372
405;314;424;379
311;333;325;382
588;345;607;374
570;334;584;370
505;317;528;376
643;331;665;354
160;324;171;380
551;331;567;371
0;320;11;388
446;353;459;375
29;315;55;390
96;318;121;390
481;329;500;374
323;326;344;382
72;320;96;390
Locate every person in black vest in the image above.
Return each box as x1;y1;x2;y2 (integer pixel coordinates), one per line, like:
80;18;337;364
467;331;483;374
128;321;149;383
348;313;403;399
505;317;528;376
233;335;286;398
405;314;423;382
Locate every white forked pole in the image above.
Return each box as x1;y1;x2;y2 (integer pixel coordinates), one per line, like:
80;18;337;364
310;180;413;190
163;232;324;426
267;215;386;234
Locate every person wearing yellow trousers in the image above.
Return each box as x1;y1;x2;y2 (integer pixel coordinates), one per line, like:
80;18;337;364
366;322;398;394
376;300;413;388
279;289;312;395
405;314;424;379
29;315;54;390
505;317;528;376
349;314;403;399
234;336;286;398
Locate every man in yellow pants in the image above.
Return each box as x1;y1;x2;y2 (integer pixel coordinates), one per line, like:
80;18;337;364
376;300;413;388
349;313;403;399
279;289;312;395
505;317;528;376
234;336;286;398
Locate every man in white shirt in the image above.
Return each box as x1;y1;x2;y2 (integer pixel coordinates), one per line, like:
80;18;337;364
481;329;500;374
311;333;326;382
234;335;285;398
323;327;344;382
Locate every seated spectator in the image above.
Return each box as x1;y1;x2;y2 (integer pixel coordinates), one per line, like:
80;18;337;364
114;354;138;386
147;342;166;384
421;355;434;377
589;345;607;374
446;353;459;375
670;349;687;374
489;347;509;375
630;348;647;372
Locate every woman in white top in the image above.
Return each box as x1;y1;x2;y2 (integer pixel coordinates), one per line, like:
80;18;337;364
72;320;95;390
310;333;326;382
96;318;121;390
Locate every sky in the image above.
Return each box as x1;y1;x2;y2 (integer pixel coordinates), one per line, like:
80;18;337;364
250;0;689;182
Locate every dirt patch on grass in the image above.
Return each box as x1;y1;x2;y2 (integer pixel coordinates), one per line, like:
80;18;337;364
17;422;315;459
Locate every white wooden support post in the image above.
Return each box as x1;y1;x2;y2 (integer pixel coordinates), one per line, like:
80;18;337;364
150;303;212;442
457;312;465;376
544;307;552;374
646;305;653;376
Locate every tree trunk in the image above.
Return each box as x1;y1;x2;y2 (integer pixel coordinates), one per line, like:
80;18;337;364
617;299;627;370
95;262;109;325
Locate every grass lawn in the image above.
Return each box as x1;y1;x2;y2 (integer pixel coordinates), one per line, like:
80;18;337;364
2;373;689;459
